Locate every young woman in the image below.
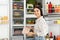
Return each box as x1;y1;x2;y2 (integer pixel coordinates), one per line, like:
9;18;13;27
34;4;48;40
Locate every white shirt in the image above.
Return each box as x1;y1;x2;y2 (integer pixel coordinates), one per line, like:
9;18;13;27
34;16;48;36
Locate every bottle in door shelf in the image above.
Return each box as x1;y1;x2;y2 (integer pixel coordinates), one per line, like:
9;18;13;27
48;2;52;13
49;32;53;40
45;33;50;40
53;35;56;40
55;5;60;13
51;6;55;13
46;2;48;13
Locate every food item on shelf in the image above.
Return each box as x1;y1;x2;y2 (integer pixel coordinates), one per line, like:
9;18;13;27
13;3;23;10
19;6;23;10
27;0;36;5
13;12;21;18
31;20;35;24
15;21;20;24
14;30;22;34
13;19;23;24
27;4;33;9
45;33;49;40
28;10;32;12
26;18;36;24
14;12;20;16
49;32;53;40
20;6;23;9
13;0;21;1
27;20;35;24
13;3;18;9
27;20;31;24
14;28;22;35
28;6;33;8
17;4;23;10
27;9;34;13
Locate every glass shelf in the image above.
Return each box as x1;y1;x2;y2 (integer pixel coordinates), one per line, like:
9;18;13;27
13;9;24;11
27;8;33;10
26;24;34;26
13;17;24;19
13;24;24;26
13;1;24;3
13;0;21;1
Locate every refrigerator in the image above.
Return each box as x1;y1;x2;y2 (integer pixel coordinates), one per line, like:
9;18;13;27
10;0;60;40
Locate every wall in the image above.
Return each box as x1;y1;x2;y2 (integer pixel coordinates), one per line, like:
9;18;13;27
0;0;9;39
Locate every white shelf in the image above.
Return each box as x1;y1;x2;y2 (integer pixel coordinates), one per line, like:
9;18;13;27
13;24;24;26
13;1;24;2
27;12;34;14
13;26;24;28
27;8;33;10
47;13;60;15
26;24;35;26
13;9;24;11
13;17;24;19
26;14;36;18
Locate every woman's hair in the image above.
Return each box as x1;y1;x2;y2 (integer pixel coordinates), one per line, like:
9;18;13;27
34;3;43;16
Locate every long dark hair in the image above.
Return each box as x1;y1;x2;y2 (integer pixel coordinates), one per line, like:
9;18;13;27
34;3;43;16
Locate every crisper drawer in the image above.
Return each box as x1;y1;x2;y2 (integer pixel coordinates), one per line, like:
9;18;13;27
12;36;24;40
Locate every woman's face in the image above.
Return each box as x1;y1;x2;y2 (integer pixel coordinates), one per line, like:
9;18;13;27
34;8;41;18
